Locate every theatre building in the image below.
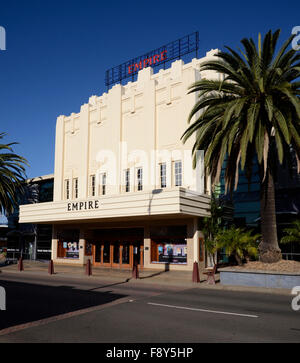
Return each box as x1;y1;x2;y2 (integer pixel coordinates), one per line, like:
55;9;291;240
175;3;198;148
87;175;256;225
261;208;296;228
19;49;220;271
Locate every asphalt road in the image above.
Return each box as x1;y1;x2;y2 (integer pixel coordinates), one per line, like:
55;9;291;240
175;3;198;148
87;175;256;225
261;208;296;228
0;272;299;343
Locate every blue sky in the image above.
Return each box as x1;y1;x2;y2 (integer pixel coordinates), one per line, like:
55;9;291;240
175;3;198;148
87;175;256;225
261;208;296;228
0;0;299;179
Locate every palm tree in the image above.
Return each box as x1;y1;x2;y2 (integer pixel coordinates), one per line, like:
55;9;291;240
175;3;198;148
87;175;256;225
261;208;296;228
201;194;222;265
215;227;260;266
0;133;28;215
280;220;300;244
182;29;300;263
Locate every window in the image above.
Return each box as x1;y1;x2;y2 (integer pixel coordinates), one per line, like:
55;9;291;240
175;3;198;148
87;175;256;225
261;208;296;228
173;160;182;186
90;175;96;197
73;178;78;199
151;238;187;264
100;173;106;195
136;167;143;191
64;179;70;200
160;163;167;188
57;229;80;259
150;225;187;265
125;169;130;192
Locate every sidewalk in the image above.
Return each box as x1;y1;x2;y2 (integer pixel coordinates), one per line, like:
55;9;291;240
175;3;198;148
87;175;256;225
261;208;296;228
0;260;291;295
0;260;211;285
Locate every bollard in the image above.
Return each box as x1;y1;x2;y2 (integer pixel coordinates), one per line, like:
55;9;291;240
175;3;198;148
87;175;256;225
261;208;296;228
192;261;200;283
132;262;139;279
86;259;92;276
48;259;54;275
18;257;24;271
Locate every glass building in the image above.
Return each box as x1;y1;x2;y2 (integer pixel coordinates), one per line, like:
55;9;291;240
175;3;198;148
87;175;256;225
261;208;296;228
220;152;300;261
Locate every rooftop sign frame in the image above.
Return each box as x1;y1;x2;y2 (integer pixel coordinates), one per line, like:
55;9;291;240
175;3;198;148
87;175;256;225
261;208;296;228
105;31;199;89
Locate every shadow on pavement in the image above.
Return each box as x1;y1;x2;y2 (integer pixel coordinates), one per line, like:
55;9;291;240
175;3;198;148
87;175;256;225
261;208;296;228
0;279;127;330
139;263;170;279
88;278;131;291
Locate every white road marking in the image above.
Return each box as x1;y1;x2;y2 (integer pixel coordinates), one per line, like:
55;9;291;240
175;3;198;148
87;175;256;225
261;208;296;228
147;302;259;318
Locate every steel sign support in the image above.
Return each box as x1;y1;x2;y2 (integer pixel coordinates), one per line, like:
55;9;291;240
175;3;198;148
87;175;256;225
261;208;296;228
105;31;199;89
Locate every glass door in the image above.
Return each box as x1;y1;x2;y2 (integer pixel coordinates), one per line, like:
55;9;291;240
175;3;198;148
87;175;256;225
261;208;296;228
103;241;111;265
92;238;144;268
121;241;130;268
94;242;101;264
112;240;121;267
92;241;102;265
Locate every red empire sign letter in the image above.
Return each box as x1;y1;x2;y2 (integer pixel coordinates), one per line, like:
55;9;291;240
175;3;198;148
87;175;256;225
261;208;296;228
152;54;160;64
128;65;134;74
134;61;142;71
143;58;150;68
160;50;167;61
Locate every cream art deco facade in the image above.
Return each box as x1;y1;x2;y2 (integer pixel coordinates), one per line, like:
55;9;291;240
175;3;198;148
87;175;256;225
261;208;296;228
19;49;220;271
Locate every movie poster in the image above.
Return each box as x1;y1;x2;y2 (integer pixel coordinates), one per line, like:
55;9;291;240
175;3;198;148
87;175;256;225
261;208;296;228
158;243;187;264
65;242;79;259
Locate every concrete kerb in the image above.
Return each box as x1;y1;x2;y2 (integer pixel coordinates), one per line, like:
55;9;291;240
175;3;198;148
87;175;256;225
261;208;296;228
0;265;205;284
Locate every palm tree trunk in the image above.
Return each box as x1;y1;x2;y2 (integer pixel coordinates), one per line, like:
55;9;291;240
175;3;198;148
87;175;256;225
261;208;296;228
259;170;282;263
235;253;243;266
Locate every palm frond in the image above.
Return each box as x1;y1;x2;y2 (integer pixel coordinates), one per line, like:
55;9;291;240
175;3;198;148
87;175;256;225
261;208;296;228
0;133;28;215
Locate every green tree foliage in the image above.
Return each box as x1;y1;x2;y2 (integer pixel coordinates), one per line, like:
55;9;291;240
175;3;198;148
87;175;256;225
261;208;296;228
201;194;226;264
280;220;300;244
215;227;260;265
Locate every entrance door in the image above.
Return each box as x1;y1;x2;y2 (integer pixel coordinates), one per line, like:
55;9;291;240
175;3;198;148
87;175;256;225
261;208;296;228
94;242;101;264
102;241;111;266
121;241;130;268
112;240;121;267
92;238;143;268
93;241;111;266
